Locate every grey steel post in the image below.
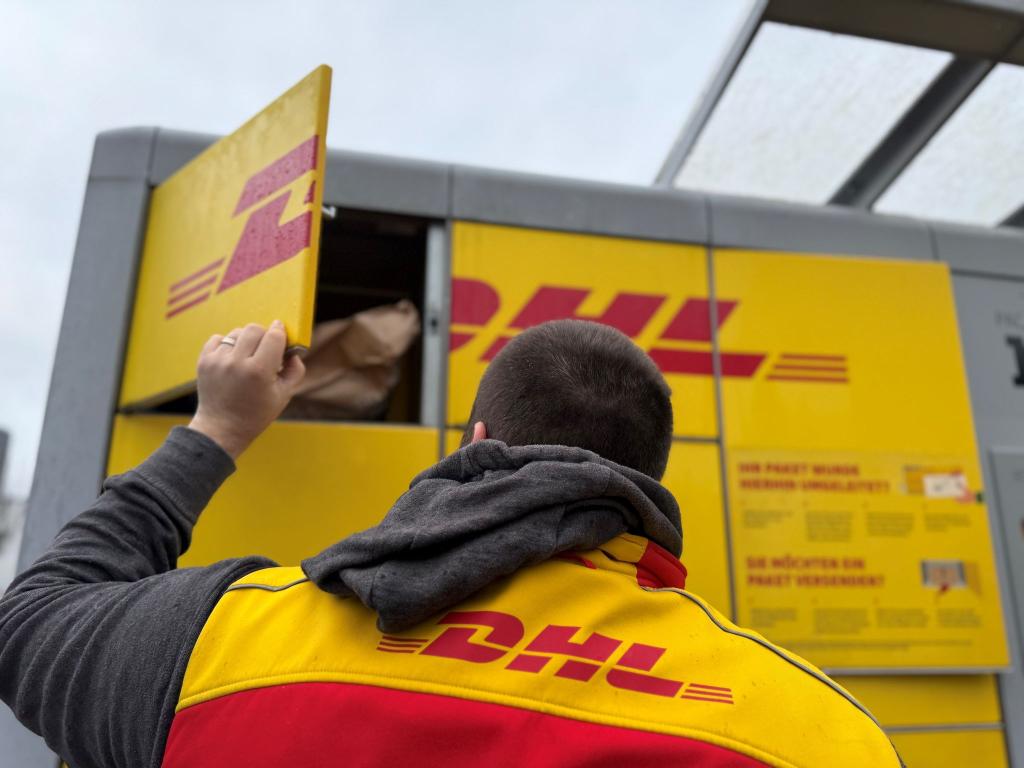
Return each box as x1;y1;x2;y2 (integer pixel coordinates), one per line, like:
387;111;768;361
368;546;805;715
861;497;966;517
653;0;768;187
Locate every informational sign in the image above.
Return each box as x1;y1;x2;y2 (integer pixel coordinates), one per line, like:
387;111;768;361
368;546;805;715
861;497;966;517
448;222;717;437
120;66;332;407
717;249;1008;669
730;449;1007;669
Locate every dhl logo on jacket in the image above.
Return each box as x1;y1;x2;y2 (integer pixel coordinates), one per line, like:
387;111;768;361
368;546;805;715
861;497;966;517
163;534;901;767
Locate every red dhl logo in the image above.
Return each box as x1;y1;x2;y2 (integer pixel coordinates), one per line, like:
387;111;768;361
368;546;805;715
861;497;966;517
451;278;849;384
165;135;319;319
377;610;734;705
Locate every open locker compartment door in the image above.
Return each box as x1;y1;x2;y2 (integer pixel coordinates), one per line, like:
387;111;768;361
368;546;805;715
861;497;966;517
119;66;332;409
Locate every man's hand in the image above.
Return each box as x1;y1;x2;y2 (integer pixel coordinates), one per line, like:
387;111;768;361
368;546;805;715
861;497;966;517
188;320;306;459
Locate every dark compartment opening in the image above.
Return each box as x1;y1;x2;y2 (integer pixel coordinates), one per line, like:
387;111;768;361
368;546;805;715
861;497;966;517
149;207;430;424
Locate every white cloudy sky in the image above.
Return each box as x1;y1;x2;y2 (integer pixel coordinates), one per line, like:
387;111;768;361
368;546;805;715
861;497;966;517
0;0;751;498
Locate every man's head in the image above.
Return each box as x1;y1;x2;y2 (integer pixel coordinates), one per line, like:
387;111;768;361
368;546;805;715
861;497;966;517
461;319;673;479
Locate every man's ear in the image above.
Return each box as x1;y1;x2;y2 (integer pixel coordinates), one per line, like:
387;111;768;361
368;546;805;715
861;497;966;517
471;421;487;443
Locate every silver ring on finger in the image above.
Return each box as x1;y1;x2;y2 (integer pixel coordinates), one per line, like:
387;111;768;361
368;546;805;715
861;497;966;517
219;337;238;347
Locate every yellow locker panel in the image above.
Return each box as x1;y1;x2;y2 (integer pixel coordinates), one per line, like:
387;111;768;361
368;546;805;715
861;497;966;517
889;729;1007;768
445;430;730;612
716;250;1007;670
448;222;717;437
663;441;730;613
108;415;436;566
121;66;331;408
716;250;976;454
832;675;1002;727
444;428;464;456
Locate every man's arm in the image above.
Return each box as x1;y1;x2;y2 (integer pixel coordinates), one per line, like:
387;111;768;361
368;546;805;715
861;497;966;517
0;321;305;768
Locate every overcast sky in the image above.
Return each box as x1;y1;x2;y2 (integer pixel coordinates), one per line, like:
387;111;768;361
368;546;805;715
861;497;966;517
0;0;750;499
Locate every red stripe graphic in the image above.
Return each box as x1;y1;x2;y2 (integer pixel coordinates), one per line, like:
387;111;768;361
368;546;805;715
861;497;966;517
449;332;475;352
382;636;430;644
233;135;318;216
451;278;501;326
217;190;313;294
659;299;736;342
688;683;731;692
767;375;848;384
771;364;846;372
376;647;416;654
646;349;765;377
169;259;224;293
680;694;733;704
167;275;218;306
165;292;212;318
778;354;845;362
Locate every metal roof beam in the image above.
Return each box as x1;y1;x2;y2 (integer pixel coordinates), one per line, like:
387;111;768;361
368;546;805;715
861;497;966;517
1000;201;1024;228
653;0;768;187
828;56;993;209
766;0;1024;65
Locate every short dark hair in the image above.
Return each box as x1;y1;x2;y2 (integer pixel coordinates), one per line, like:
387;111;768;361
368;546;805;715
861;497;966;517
462;319;673;479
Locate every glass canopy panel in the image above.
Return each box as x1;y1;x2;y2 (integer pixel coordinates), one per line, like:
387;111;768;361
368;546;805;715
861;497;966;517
875;63;1024;226
673;22;952;204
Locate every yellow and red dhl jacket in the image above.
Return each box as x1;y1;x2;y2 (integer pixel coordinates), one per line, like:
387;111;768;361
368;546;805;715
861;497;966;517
162;533;902;767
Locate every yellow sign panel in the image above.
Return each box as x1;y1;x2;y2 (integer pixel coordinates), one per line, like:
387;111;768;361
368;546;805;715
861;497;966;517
108;415;437;566
120;66;332;407
449;222;716;437
716;250;1007;669
730;449;1007;669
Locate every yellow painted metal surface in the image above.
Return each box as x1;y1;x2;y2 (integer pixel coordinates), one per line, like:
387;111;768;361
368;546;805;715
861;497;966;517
716;250;977;454
662;442;731;614
107;415;435;566
717;250;1007;669
447;430;731;614
444;428;464;456
832;675;1002;727
889;729;1007;768
448;222;716;437
120;66;331;407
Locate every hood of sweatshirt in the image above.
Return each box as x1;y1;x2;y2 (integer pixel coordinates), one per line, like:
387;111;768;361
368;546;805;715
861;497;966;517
301;439;682;632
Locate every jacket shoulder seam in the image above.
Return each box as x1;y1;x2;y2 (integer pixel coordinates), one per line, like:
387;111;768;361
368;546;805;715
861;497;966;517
650;587;903;766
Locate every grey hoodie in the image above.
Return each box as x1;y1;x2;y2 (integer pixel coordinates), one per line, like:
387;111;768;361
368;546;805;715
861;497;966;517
304;439;682;631
0;427;681;768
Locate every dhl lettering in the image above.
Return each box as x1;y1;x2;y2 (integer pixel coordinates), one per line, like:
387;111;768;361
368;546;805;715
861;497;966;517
164;136;319;318
449;277;847;384
383;611;735;705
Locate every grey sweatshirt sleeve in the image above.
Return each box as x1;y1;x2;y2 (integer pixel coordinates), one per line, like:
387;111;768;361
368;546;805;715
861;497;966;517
0;426;274;768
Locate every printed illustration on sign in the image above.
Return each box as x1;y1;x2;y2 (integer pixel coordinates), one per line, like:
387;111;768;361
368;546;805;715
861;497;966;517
376;610;734;704
165;136;318;319
450;277;846;383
